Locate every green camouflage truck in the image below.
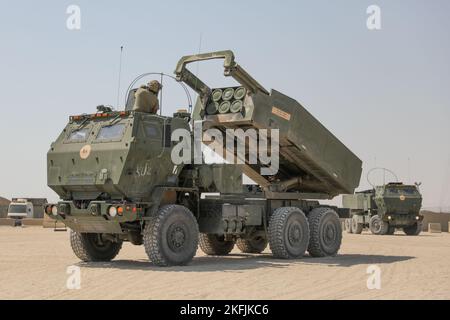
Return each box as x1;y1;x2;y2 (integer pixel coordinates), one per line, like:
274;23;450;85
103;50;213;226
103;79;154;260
45;50;362;266
342;182;423;236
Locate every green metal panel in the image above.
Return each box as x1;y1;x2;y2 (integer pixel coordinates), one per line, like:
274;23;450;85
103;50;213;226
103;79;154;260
342;194;370;210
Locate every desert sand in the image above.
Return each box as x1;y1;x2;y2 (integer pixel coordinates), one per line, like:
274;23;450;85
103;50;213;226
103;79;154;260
0;226;449;300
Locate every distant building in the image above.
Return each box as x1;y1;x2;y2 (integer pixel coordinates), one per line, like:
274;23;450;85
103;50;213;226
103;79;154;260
421;211;450;232
0;197;11;218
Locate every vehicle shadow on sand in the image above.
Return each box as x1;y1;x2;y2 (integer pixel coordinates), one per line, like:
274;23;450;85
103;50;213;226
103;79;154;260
77;253;414;272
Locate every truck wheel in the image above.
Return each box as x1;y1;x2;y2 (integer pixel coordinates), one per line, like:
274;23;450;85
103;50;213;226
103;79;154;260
369;215;389;235
386;226;396;235
351;216;364;234
268;207;309;259
199;234;235;255
143;205;199;267
308;207;342;257
345;219;353;234
403;222;423;236
236;232;268;254
70;230;123;262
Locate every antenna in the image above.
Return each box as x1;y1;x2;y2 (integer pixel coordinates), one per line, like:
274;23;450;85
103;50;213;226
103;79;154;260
193;33;203;114
159;72;163;116
116;46;124;109
195;33;203;76
367;167;399;188
407;157;411;184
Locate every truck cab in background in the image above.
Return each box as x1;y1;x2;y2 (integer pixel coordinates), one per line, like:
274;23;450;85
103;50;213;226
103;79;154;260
343;182;423;236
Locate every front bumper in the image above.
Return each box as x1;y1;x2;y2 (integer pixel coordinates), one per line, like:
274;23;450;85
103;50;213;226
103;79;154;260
45;201;144;234
383;213;423;227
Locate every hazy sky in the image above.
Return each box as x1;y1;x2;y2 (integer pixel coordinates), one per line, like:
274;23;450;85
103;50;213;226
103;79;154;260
0;0;449;208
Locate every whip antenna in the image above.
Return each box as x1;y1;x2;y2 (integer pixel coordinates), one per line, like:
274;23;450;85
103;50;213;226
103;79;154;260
159;72;163;115
116;46;124;108
193;33;202;114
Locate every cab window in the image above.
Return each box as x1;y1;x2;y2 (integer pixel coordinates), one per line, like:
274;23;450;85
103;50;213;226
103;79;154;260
8;205;27;214
67;128;90;142
143;122;161;140
387;188;399;194
96;123;126;141
402;187;418;195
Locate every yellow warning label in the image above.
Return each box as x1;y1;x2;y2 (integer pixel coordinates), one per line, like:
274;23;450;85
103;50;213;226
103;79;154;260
271;106;291;121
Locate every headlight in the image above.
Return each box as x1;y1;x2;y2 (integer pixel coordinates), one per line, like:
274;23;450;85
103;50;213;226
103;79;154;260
416;216;420;220
51;205;58;216
387;216;392;220
108;206;117;217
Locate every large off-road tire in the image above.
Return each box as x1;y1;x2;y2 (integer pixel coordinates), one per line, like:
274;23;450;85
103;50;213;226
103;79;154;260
268;207;309;259
143;205;199;267
403;222;423;236
369;215;389;235
199;234;235;255
345;219;353;234
70;230;123;262
236;231;268;254
386;226;396;235
351;215;364;234
308;207;342;257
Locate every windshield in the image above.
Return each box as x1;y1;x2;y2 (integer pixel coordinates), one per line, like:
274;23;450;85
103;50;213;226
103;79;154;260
8;204;27;213
67;128;90;142
96;124;126;141
386;188;399;194
387;187;419;195
401;187;419;195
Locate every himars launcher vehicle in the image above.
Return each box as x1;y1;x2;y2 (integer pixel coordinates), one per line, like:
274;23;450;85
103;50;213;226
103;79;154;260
343;182;423;236
45;51;362;266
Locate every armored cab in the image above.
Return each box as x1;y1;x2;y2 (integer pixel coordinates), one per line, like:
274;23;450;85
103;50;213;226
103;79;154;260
342;182;423;235
48;111;188;203
47;109;243;232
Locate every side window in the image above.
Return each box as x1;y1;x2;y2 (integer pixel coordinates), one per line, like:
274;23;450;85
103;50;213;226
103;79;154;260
142;122;161;140
66;128;90;143
96;123;126;142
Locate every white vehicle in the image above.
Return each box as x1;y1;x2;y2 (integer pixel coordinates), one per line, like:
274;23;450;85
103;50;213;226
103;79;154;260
7;199;33;219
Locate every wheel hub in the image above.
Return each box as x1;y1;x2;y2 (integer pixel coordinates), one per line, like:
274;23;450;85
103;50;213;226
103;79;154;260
373;220;381;232
168;224;187;252
288;222;302;245
323;223;336;246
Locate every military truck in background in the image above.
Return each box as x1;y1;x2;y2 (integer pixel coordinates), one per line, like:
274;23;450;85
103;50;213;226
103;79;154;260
343;182;423;236
45;50;362;266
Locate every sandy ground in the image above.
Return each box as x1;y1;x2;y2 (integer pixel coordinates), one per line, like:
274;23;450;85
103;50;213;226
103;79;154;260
0;226;449;300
